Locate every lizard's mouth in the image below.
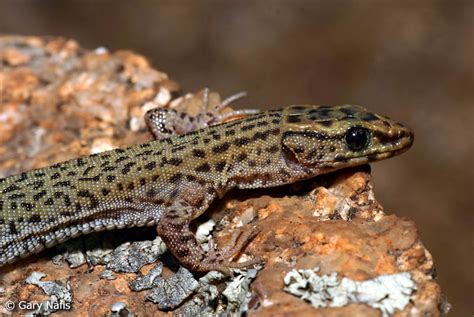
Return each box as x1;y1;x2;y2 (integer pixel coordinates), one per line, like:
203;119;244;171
366;130;414;162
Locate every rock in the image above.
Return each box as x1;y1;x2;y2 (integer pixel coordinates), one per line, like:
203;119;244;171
0;35;177;176
0;36;447;316
217;167;446;316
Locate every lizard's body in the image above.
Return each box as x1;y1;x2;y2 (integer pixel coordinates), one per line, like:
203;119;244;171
0;105;413;274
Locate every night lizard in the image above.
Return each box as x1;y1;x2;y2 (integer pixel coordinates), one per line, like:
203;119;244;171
0;102;413;275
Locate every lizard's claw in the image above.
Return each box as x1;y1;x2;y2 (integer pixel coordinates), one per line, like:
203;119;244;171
199;225;262;276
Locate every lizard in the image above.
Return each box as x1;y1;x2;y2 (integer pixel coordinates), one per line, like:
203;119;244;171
0;100;414;275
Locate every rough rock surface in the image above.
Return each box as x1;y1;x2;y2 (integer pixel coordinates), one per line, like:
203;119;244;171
0;36;447;316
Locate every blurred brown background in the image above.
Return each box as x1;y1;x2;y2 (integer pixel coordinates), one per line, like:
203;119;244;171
0;1;472;315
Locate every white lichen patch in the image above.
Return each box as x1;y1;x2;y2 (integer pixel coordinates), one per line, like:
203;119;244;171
107;237;167;273
223;266;262;315
145;266;199;310
173;266;263;316
284;267;416;317
25;271;73;316
195;219;216;245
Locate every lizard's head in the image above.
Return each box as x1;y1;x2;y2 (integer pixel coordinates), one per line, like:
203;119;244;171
280;105;414;169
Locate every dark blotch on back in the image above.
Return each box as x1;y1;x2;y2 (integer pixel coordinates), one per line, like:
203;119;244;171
15;173;28;183
236;153;247;162
33;190;47;200
44;197;54;206
145;161;157;170
215;161;226;172
146;188;157;198
169;173;183;183
234;137;250;147
265;145;279;153
193;149;206;158
53;180;71;187
168;158;183;166
286;116;302;123
76;158;86;166
82;166;94;176
9;221;18;234
340;107;355;117
252;130;270;141
225;129;236;136
30;180;44;189
78;175;101;182
63;195;72;206
212;142;230;154
2;184;20;194
240;124;256;132
115;156;129;163
29;214;42;223
8;193;25;200
195;163;211;173
186;175;197;182
21;202;34;211
171;145;187;153
318;120;333;127
122;162;136;175
78;190;93;197
309;108;331;120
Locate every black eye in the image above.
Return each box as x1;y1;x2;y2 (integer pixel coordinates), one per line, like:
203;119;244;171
345;127;370;151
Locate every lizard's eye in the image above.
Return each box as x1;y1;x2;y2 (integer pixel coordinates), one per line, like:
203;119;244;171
345;127;370;151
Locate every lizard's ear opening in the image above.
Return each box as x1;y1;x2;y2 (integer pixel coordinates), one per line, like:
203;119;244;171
281;141;302;170
281;132;315;167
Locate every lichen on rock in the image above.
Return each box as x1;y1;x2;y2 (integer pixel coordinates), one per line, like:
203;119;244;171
283;267;416;317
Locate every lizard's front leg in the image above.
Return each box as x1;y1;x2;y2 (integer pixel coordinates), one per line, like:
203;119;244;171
156;200;260;276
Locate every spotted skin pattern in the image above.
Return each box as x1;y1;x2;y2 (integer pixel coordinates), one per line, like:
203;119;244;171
0;105;413;274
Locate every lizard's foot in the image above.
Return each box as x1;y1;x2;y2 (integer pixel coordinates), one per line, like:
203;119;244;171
205;89;260;124
157;205;262;276
200;225;263;276
144;88;259;139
